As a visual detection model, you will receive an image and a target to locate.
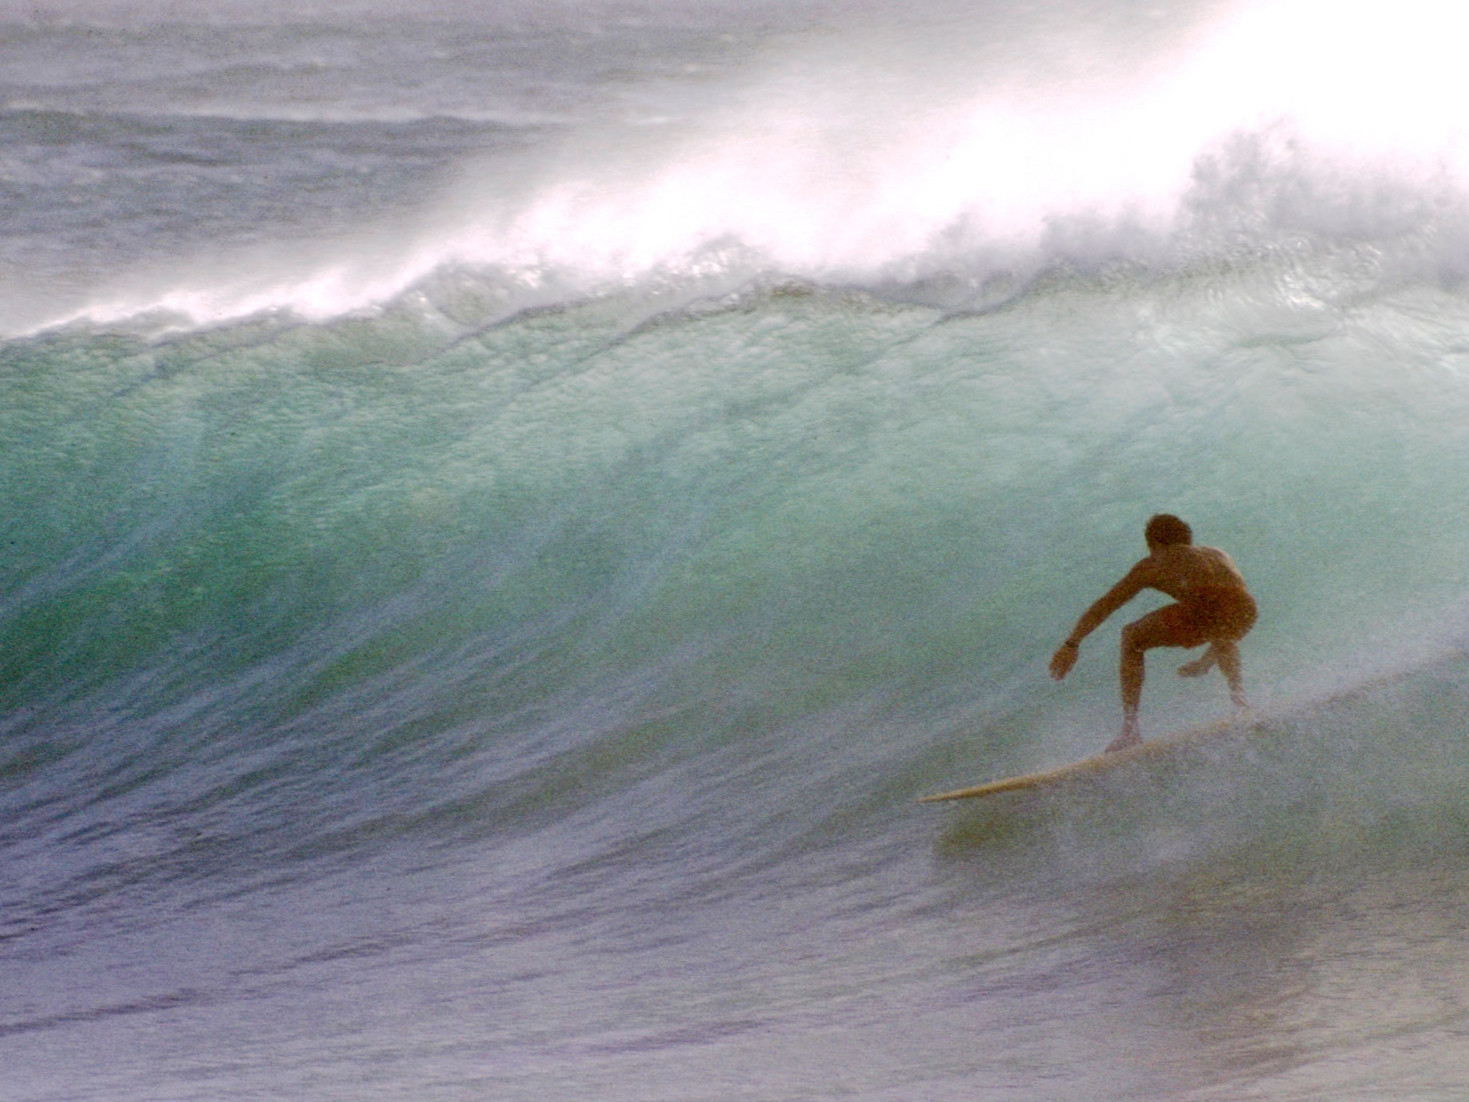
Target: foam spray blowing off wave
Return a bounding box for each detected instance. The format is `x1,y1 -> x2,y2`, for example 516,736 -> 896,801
59,0 -> 1469,333
409,0 -> 1469,294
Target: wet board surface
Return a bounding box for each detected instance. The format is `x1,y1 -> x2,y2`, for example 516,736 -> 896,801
919,716 -> 1248,803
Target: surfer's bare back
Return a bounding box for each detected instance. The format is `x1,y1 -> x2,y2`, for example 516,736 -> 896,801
1049,514 -> 1257,753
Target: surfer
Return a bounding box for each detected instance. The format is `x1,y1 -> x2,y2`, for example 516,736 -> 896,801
1048,514 -> 1257,752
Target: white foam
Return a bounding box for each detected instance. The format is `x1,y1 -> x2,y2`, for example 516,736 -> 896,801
51,0 -> 1469,331
397,0 -> 1469,289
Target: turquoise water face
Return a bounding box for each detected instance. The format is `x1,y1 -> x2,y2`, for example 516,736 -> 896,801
8,252 -> 1469,803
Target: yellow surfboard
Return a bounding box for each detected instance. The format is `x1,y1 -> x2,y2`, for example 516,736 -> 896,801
919,715 -> 1247,803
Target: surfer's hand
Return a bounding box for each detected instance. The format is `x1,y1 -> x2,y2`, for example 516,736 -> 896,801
1049,641 -> 1078,680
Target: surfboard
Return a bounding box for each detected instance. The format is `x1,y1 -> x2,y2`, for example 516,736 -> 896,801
919,715 -> 1248,803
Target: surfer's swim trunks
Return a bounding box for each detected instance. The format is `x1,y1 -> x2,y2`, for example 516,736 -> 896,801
1177,585 -> 1257,647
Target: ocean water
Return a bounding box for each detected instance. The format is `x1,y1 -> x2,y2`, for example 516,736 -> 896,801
6,0 -> 1469,1098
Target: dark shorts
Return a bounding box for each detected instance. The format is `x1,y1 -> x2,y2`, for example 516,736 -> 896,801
1177,586 -> 1257,647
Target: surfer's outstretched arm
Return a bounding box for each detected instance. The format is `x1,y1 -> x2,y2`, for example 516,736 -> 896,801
1050,564 -> 1149,680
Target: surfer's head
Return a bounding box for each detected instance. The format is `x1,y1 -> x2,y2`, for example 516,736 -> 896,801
1145,513 -> 1192,549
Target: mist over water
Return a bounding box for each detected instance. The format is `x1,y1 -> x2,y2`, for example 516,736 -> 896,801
6,1 -> 1469,1099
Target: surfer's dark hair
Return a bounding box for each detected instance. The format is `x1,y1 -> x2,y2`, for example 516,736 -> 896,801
1145,514 -> 1192,547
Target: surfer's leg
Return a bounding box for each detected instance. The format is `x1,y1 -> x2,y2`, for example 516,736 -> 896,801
1110,647 -> 1144,753
1113,625 -> 1150,751
1110,672 -> 1145,758
1198,591 -> 1254,713
1214,639 -> 1249,712
1112,604 -> 1200,752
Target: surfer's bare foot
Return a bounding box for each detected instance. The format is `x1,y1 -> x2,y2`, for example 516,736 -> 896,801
1177,654 -> 1214,678
1106,729 -> 1141,753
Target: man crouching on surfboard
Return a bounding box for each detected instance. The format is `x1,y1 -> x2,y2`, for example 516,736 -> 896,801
1048,514 -> 1257,753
